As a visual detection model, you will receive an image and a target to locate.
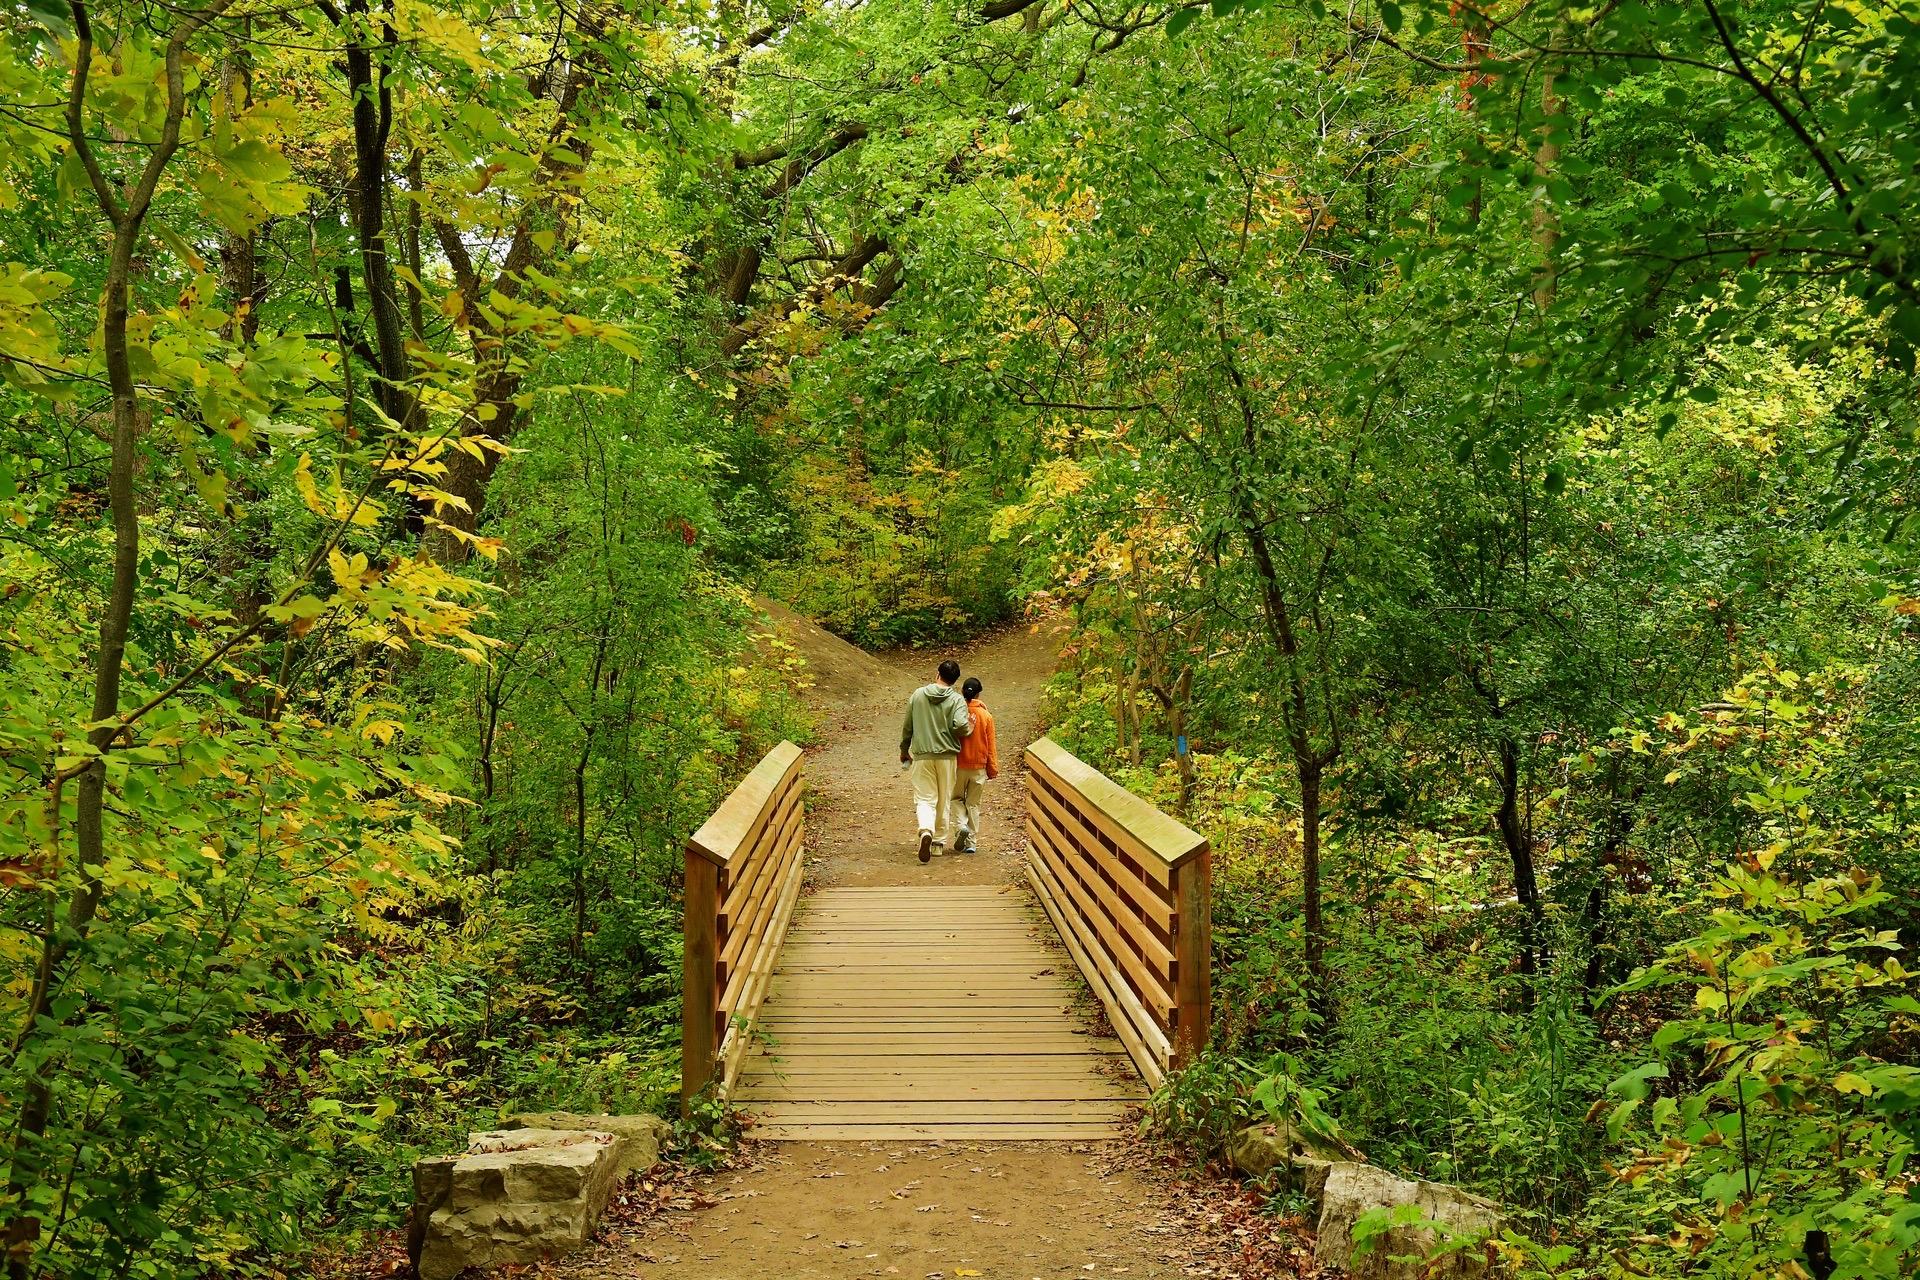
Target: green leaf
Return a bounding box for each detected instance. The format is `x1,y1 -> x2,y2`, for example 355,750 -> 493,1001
218,140 -> 293,184
21,0 -> 71,34
1379,1 -> 1402,33
1609,1061 -> 1669,1101
1167,6 -> 1199,36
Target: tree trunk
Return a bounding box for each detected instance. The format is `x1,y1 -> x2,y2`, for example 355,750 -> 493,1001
1496,735 -> 1542,1001
7,6 -> 232,1269
1580,781 -> 1642,1011
1300,759 -> 1324,986
403,148 -> 426,341
343,0 -> 413,427
217,50 -> 257,343
1169,672 -> 1195,815
1532,62 -> 1561,309
1125,676 -> 1143,767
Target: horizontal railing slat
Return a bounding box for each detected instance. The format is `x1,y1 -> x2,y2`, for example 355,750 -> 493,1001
1026,794 -> 1176,983
1026,778 -> 1176,934
684,741 -> 806,1110
1027,739 -> 1204,875
719,803 -> 805,1011
719,788 -> 804,968
1029,817 -> 1174,1020
688,742 -> 804,866
1023,736 -> 1209,1076
1027,858 -> 1168,1087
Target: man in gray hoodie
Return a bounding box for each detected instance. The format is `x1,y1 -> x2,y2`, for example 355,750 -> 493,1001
900,659 -> 972,863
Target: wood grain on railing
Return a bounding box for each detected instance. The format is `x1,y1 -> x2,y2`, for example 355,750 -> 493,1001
1023,737 -> 1209,1088
683,740 -> 806,1108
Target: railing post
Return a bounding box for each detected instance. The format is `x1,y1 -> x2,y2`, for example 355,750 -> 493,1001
1172,846 -> 1211,1069
681,852 -> 720,1111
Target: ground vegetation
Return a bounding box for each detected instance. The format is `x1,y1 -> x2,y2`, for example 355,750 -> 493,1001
0,0 -> 1917,1276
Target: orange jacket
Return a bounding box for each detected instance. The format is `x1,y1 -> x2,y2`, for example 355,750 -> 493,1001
957,701 -> 998,777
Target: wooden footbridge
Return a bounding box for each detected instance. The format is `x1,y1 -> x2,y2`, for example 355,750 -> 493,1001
680,739 -> 1210,1139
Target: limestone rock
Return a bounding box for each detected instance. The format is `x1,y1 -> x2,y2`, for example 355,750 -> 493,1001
503,1111 -> 671,1179
412,1128 -> 626,1280
1227,1122 -> 1342,1209
1291,1157 -> 1333,1206
1314,1162 -> 1503,1280
1228,1120 -> 1346,1179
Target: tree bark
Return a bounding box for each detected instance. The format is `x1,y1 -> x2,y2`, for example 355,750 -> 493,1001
1495,734 -> 1542,999
1531,60 -> 1561,309
6,5 -> 235,1271
1300,760 -> 1325,983
403,148 -> 426,342
217,48 -> 258,343
342,0 -> 414,427
426,17 -> 608,549
1240,517 -> 1339,1004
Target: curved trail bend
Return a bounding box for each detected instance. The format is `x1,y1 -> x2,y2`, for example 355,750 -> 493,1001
562,610 -> 1243,1279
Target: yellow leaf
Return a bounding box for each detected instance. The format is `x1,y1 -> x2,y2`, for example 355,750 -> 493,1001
1833,1072 -> 1873,1096
294,452 -> 326,515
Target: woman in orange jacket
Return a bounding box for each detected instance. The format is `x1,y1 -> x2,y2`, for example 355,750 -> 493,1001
953,677 -> 998,853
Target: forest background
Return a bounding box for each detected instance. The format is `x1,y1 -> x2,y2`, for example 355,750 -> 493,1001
0,0 -> 1916,1276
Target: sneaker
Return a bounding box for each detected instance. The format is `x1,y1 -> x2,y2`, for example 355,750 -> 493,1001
918,830 -> 932,863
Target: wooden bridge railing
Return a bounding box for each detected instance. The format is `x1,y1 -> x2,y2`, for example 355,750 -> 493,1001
1023,737 -> 1209,1088
682,740 -> 806,1108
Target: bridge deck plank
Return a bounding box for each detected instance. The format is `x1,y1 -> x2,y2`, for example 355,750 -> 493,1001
735,886 -> 1145,1138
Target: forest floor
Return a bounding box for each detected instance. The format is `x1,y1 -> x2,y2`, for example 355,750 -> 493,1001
550,609 -> 1312,1280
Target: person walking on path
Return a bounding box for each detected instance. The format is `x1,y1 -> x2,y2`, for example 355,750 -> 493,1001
953,676 -> 998,853
900,659 -> 971,862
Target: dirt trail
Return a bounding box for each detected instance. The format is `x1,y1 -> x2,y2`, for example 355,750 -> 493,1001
781,606 -> 1062,888
561,608 -> 1269,1280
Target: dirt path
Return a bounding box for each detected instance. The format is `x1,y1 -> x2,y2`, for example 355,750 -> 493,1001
794,612 -> 1061,888
560,610 -> 1281,1280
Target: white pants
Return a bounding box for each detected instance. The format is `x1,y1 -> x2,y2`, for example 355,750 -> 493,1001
909,754 -> 959,847
954,767 -> 987,843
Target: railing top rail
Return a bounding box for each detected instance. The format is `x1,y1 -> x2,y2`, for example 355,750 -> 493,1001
1027,736 -> 1207,870
687,740 -> 804,867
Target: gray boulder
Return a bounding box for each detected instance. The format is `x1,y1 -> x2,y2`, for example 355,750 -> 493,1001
411,1128 -> 627,1280
1229,1119 -> 1345,1182
503,1111 -> 671,1179
1314,1162 -> 1503,1280
1228,1121 -> 1345,1209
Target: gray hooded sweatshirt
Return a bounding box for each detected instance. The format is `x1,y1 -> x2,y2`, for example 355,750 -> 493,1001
901,683 -> 972,758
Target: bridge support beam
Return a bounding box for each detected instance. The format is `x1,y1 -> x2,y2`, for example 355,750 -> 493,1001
1173,848 -> 1211,1069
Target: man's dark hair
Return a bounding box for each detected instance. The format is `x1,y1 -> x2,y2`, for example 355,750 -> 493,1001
962,677 -> 983,701
937,659 -> 961,684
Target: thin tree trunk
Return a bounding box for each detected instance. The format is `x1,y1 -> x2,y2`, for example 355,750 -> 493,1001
1300,760 -> 1324,984
343,0 -> 412,426
1532,61 -> 1562,309
7,5 -> 233,1269
1496,735 -> 1542,1002
573,731 -> 592,959
217,48 -> 256,343
1125,676 -> 1143,767
403,148 -> 425,341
